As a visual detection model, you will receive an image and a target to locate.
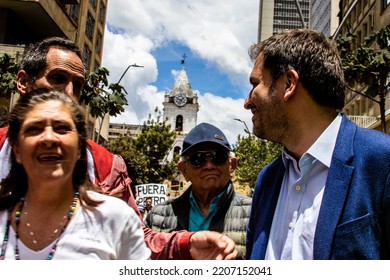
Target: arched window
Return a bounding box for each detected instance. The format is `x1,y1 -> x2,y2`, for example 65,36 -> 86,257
176,115 -> 183,131
174,146 -> 181,155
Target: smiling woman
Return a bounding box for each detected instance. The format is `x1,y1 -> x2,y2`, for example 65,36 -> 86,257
0,88 -> 150,260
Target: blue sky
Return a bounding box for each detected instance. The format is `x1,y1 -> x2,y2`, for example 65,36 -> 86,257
151,41 -> 247,99
102,0 -> 258,144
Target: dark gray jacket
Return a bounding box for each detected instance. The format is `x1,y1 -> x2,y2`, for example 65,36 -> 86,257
145,181 -> 252,259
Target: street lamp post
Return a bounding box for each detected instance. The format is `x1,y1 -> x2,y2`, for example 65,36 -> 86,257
117,63 -> 144,84
234,118 -> 251,137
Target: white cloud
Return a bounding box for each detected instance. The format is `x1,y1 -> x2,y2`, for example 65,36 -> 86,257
104,0 -> 258,144
197,93 -> 253,145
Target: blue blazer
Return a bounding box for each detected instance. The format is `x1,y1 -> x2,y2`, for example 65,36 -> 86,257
246,115 -> 390,259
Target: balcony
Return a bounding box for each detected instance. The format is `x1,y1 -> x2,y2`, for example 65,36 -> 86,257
346,115 -> 379,128
0,0 -> 77,43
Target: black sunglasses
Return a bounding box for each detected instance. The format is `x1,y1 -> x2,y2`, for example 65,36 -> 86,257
186,150 -> 229,168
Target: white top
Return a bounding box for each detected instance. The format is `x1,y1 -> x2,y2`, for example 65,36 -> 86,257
265,114 -> 342,260
0,139 -> 11,181
0,191 -> 151,260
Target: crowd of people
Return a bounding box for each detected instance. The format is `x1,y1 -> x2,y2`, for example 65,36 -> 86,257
0,28 -> 389,260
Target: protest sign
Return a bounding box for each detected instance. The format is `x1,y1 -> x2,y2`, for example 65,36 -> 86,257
135,183 -> 167,206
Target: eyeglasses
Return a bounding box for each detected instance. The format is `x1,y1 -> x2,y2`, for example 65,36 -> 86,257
186,151 -> 229,168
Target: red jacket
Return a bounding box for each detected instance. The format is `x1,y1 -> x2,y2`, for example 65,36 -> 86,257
0,126 -> 193,259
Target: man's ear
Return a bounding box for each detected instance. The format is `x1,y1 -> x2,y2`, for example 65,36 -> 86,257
283,69 -> 299,101
229,156 -> 237,177
177,161 -> 188,180
17,70 -> 33,95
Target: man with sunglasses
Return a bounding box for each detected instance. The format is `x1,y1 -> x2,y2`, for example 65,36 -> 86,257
145,123 -> 252,259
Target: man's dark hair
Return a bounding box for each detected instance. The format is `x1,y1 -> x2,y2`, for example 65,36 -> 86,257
20,37 -> 84,80
249,29 -> 345,110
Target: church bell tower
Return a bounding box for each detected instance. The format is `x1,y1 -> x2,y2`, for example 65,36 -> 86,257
163,55 -> 199,158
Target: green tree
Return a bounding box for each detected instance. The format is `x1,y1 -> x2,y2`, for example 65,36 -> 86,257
335,24 -> 390,133
0,53 -> 18,99
107,109 -> 179,187
233,134 -> 282,195
0,53 -> 19,127
80,67 -> 128,143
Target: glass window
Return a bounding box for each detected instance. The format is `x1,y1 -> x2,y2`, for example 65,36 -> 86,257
86,12 -> 95,41
83,45 -> 92,71
89,0 -> 97,10
99,3 -> 107,24
175,115 -> 183,132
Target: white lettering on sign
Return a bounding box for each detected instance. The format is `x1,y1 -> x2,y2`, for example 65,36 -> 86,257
135,184 -> 167,206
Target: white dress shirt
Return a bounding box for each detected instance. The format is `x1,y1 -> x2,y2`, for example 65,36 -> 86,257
265,114 -> 342,259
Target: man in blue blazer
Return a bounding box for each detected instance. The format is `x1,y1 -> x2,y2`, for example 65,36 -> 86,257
244,29 -> 390,260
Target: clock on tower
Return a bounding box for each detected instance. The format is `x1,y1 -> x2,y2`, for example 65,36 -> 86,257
174,94 -> 187,107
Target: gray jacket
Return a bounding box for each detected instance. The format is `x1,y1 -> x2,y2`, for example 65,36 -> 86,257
145,181 -> 252,259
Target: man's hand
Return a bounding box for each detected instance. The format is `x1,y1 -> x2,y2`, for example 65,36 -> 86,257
189,231 -> 238,260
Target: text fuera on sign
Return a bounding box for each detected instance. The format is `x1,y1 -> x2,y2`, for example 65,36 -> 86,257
135,183 -> 167,206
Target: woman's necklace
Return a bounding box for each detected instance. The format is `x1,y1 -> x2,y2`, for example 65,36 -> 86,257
0,192 -> 79,260
23,201 -> 68,246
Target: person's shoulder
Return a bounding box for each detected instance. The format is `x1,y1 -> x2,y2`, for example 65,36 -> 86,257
351,126 -> 390,156
151,199 -> 173,210
0,126 -> 9,149
86,139 -> 117,183
342,116 -> 390,146
87,191 -> 132,212
356,127 -> 390,144
149,199 -> 175,215
87,139 -> 114,157
233,192 -> 252,205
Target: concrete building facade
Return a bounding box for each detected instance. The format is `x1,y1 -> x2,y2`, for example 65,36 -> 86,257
0,0 -> 108,140
337,0 -> 390,132
258,0 -> 311,42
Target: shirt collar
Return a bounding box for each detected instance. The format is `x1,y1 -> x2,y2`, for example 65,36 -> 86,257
189,188 -> 225,212
282,114 -> 342,168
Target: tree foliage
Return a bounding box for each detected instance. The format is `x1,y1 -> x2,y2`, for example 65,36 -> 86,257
335,24 -> 390,132
0,53 -> 19,127
233,134 -> 282,194
80,67 -> 128,143
107,109 -> 179,187
0,53 -> 18,99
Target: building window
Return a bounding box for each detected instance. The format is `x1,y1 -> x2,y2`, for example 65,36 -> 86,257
175,115 -> 183,132
89,0 -> 97,10
96,31 -> 103,54
69,4 -> 80,24
83,45 -> 92,70
86,12 -> 95,41
94,60 -> 100,70
174,146 -> 181,155
99,2 -> 107,24
383,0 -> 390,9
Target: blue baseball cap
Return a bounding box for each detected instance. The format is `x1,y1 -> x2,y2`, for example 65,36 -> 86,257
181,123 -> 231,155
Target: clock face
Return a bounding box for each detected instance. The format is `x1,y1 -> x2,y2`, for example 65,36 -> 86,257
174,94 -> 187,106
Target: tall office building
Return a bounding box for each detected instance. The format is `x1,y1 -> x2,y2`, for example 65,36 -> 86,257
311,0 -> 340,37
258,0 -> 310,42
0,0 -> 108,140
337,0 -> 390,132
258,0 -> 341,41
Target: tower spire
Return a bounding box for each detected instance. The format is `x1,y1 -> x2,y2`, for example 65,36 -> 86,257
181,53 -> 187,66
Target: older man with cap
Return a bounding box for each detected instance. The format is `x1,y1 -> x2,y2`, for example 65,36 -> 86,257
145,122 -> 252,259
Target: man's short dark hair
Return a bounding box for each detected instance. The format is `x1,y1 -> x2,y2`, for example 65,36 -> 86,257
20,37 -> 84,80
